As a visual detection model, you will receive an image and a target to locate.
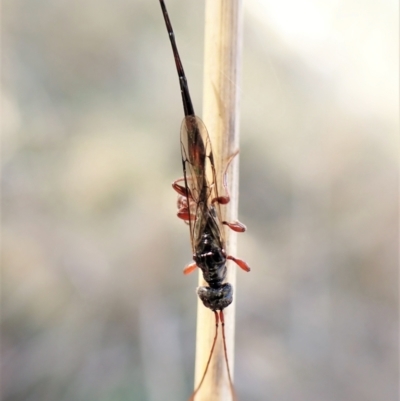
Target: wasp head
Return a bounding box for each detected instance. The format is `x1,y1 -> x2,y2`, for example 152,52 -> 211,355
197,283 -> 233,311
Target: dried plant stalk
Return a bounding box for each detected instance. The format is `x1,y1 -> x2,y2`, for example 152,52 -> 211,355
193,1 -> 244,400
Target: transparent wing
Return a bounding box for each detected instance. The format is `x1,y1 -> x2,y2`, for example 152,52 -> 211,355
180,115 -> 225,253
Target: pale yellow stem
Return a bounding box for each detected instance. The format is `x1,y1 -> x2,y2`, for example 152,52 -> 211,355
193,1 -> 244,400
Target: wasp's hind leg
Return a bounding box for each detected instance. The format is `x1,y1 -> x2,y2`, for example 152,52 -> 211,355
211,150 -> 247,233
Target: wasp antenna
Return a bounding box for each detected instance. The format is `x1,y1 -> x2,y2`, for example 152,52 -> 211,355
188,311 -> 219,401
220,310 -> 238,401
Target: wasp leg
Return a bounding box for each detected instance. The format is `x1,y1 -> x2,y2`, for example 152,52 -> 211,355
211,149 -> 239,205
227,255 -> 251,272
176,196 -> 195,222
222,220 -> 246,232
183,261 -> 198,275
177,207 -> 195,221
210,150 -> 246,232
172,177 -> 192,198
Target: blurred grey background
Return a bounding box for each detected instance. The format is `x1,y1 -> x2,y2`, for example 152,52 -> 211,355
1,0 -> 398,400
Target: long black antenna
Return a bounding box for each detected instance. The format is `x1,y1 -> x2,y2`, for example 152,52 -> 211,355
159,0 -> 195,117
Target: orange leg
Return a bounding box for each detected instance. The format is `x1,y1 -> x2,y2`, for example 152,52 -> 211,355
172,177 -> 192,198
183,261 -> 198,275
210,150 -> 247,233
211,149 -> 239,205
222,220 -> 246,232
176,195 -> 196,222
227,255 -> 251,272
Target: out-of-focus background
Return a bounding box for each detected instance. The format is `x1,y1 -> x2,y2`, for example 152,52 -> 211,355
2,0 -> 398,400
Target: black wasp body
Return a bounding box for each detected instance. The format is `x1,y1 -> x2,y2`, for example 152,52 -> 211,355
193,206 -> 233,311
159,1 -> 250,399
159,0 -> 249,313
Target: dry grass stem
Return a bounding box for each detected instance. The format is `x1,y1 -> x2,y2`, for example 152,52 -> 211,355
193,1 -> 244,400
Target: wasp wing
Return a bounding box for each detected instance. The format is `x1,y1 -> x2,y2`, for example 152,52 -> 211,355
180,115 -> 225,253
